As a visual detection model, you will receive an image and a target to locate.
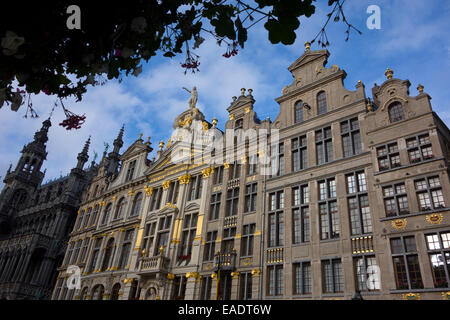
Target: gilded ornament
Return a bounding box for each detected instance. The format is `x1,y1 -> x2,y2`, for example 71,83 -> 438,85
391,219 -> 407,230
426,213 -> 443,225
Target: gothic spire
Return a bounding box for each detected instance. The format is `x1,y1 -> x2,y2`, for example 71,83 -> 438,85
76,136 -> 90,169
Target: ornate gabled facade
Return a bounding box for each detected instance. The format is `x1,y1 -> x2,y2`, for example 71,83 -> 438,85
55,45 -> 449,301
0,119 -> 97,299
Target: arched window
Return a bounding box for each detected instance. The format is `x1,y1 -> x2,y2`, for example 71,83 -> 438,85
80,287 -> 88,300
125,160 -> 136,182
101,238 -> 115,271
111,283 -> 121,300
389,102 -> 404,122
91,285 -> 104,300
101,203 -> 112,225
114,197 -> 126,219
130,193 -> 143,217
317,91 -> 327,115
294,100 -> 304,123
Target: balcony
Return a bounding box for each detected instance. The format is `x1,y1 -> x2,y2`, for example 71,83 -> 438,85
227,178 -> 240,189
351,235 -> 374,254
137,256 -> 170,275
266,248 -> 283,264
214,250 -> 237,271
224,215 -> 237,228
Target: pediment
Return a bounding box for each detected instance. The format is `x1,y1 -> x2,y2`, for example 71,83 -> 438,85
288,49 -> 330,72
159,203 -> 179,215
184,202 -> 200,212
120,140 -> 151,160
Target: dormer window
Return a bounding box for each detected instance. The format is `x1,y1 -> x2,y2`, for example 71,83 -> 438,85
235,118 -> 243,129
125,160 -> 136,182
389,102 -> 405,123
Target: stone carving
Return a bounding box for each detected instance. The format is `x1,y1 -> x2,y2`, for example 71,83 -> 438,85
183,86 -> 198,109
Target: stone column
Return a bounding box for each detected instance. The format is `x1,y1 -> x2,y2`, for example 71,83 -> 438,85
17,251 -> 33,283
184,272 -> 200,300
11,252 -> 25,282
231,271 -> 240,300
251,269 -> 261,300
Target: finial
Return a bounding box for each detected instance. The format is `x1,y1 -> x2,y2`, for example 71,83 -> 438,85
232,96 -> 237,101
417,84 -> 424,93
138,132 -> 143,140
146,136 -> 151,144
247,88 -> 253,96
212,117 -> 218,127
304,41 -> 311,51
240,88 -> 246,96
385,68 -> 394,80
159,141 -> 164,150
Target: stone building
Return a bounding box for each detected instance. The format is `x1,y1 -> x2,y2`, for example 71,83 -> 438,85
54,45 -> 450,300
0,119 -> 97,299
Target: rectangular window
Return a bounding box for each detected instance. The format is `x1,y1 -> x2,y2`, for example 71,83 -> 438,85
316,127 -> 333,165
248,154 -> 258,176
200,276 -> 212,300
425,231 -> 450,288
226,188 -> 240,217
119,229 -> 134,269
293,261 -> 312,295
415,176 -> 446,211
209,192 -> 222,220
383,182 -> 409,217
267,265 -> 284,296
203,231 -> 217,261
322,258 -> 343,293
88,238 -> 103,273
244,183 -> 258,213
149,187 -> 163,211
71,240 -> 82,264
292,184 -> 310,244
80,238 -> 90,263
241,224 -> 256,257
354,255 -> 380,291
155,216 -> 172,256
229,161 -> 241,180
346,171 -> 372,235
222,227 -> 236,254
268,191 -> 284,247
125,160 -> 136,182
142,221 -> 156,256
167,181 -> 180,204
318,178 -> 339,240
390,236 -> 424,290
377,142 -> 400,171
213,166 -> 224,185
178,213 -> 198,262
271,143 -> 284,177
341,118 -> 362,157
406,133 -> 433,164
239,272 -> 253,300
187,175 -> 203,201
292,135 -> 308,171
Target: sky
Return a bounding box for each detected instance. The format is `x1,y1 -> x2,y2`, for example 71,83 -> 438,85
0,0 -> 449,187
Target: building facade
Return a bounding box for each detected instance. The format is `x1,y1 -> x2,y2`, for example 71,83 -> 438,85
54,46 -> 450,300
0,119 -> 97,299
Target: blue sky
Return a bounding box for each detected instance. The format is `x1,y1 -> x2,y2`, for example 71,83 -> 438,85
0,0 -> 449,186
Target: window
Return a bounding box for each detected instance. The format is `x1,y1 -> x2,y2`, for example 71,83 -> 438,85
293,261 -> 312,295
222,227 -> 236,254
425,232 -> 450,288
90,205 -> 99,227
389,102 -> 404,123
268,191 -> 284,247
415,176 -> 446,211
200,276 -> 213,300
80,238 -> 90,263
71,240 -> 82,264
111,283 -> 121,300
322,258 -> 343,293
155,216 -> 172,256
209,192 -> 222,220
226,188 -> 240,217
167,181 -> 180,204
347,171 -> 372,235
101,204 -> 112,225
390,236 -> 423,289
294,100 -> 304,123
63,242 -> 74,266
267,265 -> 284,296
125,160 -> 136,182
172,275 -> 187,300
316,127 -> 333,165
101,238 -> 115,271
239,272 -> 253,300
74,211 -> 84,230
178,213 -> 198,262
187,175 -> 203,201
214,166 -> 224,185
83,208 -> 91,229
114,197 -> 127,220
204,231 -> 217,261
341,118 -> 362,157
318,178 -> 339,240
377,142 -> 400,171
271,143 -> 284,177
130,192 -> 143,217
317,91 -> 327,115
406,133 -> 433,163
149,187 -> 163,211
241,224 -> 255,257
383,183 -> 409,217
247,154 -> 258,176
354,255 -> 380,291
292,135 -> 307,172
244,183 -> 258,213
119,229 -> 134,269
88,238 -> 102,273
142,221 -> 156,256
229,161 -> 241,180
292,184 -> 310,244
